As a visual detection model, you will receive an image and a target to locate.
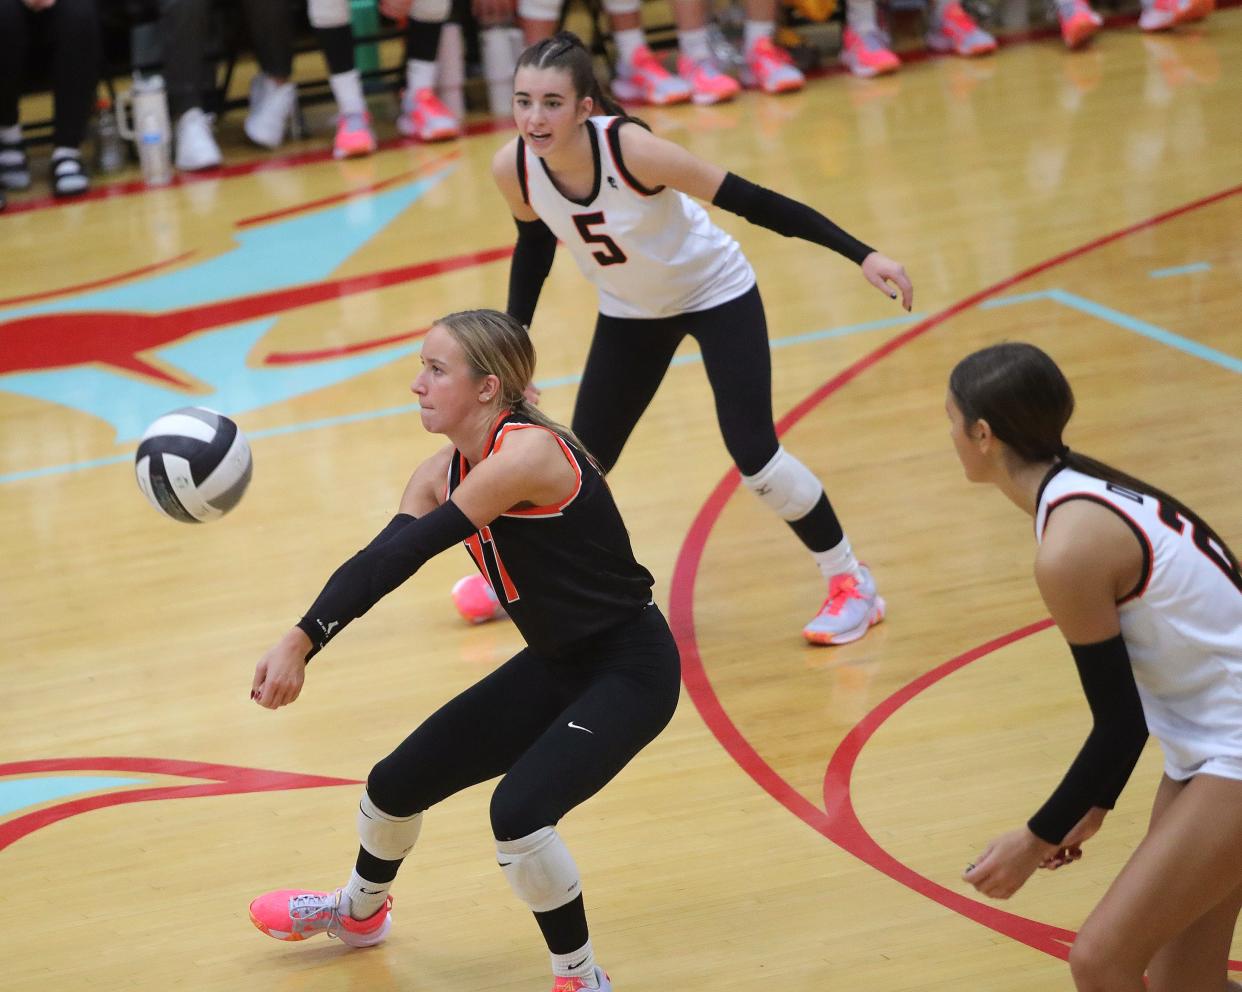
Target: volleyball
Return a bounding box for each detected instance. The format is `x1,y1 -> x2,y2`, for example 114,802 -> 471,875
135,407 -> 253,523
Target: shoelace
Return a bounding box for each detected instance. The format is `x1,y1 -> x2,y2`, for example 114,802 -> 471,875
821,574 -> 863,617
288,891 -> 340,923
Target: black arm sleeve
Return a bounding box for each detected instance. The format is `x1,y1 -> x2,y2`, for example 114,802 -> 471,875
711,172 -> 875,265
506,217 -> 558,329
1026,634 -> 1149,845
295,501 -> 478,660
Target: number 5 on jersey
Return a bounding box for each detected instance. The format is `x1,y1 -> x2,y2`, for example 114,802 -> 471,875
465,527 -> 519,603
573,211 -> 628,267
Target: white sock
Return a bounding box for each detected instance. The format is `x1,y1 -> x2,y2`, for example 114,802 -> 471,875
677,26 -> 712,62
51,146 -> 80,162
614,28 -> 646,65
330,69 -> 366,115
811,537 -> 862,580
744,20 -> 774,53
847,0 -> 879,33
406,57 -> 437,95
343,868 -> 391,921
551,940 -> 597,984
0,123 -> 21,144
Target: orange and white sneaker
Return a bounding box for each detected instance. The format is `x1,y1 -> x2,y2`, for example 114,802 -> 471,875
552,966 -> 612,992
333,111 -> 377,159
611,46 -> 693,105
398,87 -> 461,142
840,26 -> 901,77
802,565 -> 886,646
925,2 -> 998,56
1139,0 -> 1212,30
249,888 -> 391,947
1055,0 -> 1103,47
741,36 -> 806,93
676,54 -> 742,105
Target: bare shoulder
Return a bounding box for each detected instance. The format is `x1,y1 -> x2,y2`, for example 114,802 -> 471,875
616,120 -> 724,202
1035,500 -> 1140,641
491,136 -> 521,181
399,444 -> 455,516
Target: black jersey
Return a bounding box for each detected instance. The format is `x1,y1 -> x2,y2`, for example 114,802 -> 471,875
447,410 -> 655,656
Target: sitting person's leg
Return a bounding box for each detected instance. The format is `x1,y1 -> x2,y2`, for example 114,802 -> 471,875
242,0 -> 298,148
46,0 -> 101,196
157,0 -> 223,170
0,0 -> 33,190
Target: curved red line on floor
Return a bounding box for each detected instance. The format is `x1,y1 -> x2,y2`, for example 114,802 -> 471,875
263,323 -> 432,363
0,756 -> 360,853
0,250 -> 197,308
670,182 -> 1242,965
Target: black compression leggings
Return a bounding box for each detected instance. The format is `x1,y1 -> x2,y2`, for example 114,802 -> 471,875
571,284 -> 780,477
365,604 -> 680,840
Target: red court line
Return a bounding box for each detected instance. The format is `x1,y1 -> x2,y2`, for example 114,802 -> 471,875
234,148 -> 460,228
669,181 -> 1242,963
0,250 -> 196,308
0,756 -> 360,853
5,1 -> 1239,218
263,323 -> 432,363
0,119 -> 512,217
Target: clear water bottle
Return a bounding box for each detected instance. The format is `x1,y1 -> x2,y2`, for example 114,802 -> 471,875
93,97 -> 127,174
115,75 -> 173,187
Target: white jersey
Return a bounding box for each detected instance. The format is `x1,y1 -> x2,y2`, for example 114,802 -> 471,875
518,116 -> 755,319
1035,465 -> 1242,781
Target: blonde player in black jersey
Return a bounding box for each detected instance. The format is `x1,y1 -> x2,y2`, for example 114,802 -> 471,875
247,310 -> 680,992
949,343 -> 1242,992
487,31 -> 914,646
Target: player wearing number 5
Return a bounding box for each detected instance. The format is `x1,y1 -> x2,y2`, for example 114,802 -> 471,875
248,310 -> 679,992
951,343 -> 1242,992
491,32 -> 913,646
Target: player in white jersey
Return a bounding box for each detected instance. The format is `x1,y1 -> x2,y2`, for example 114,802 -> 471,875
947,342 -> 1242,992
489,31 -> 914,646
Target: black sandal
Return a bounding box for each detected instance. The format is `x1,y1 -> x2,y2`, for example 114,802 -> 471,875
0,139 -> 30,190
51,153 -> 89,198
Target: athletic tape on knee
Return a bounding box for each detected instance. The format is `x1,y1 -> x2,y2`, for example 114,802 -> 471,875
741,447 -> 824,521
496,826 -> 582,914
358,791 -> 424,862
409,0 -> 451,22
517,0 -> 562,21
308,0 -> 350,28
602,0 -> 641,14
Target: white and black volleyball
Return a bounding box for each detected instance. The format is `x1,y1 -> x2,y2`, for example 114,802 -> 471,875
135,407 -> 253,523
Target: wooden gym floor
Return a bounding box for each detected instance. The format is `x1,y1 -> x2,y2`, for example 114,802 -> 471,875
2,9 -> 1240,989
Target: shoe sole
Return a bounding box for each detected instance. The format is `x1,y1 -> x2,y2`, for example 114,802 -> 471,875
803,595 -> 886,646
248,907 -> 392,946
610,80 -> 693,105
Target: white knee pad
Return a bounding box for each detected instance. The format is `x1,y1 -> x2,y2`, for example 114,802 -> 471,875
518,0 -> 562,22
496,827 -> 582,913
742,447 -> 824,522
409,0 -> 451,22
308,0 -> 350,28
357,792 -> 424,862
602,0 -> 641,13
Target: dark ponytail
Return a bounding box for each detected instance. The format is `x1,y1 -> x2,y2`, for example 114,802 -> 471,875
950,342 -> 1240,575
515,31 -> 650,131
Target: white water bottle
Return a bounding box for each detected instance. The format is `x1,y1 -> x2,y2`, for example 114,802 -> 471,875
116,75 -> 173,187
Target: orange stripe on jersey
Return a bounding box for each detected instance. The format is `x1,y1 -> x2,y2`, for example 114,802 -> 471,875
1043,493 -> 1155,603
491,423 -> 584,517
